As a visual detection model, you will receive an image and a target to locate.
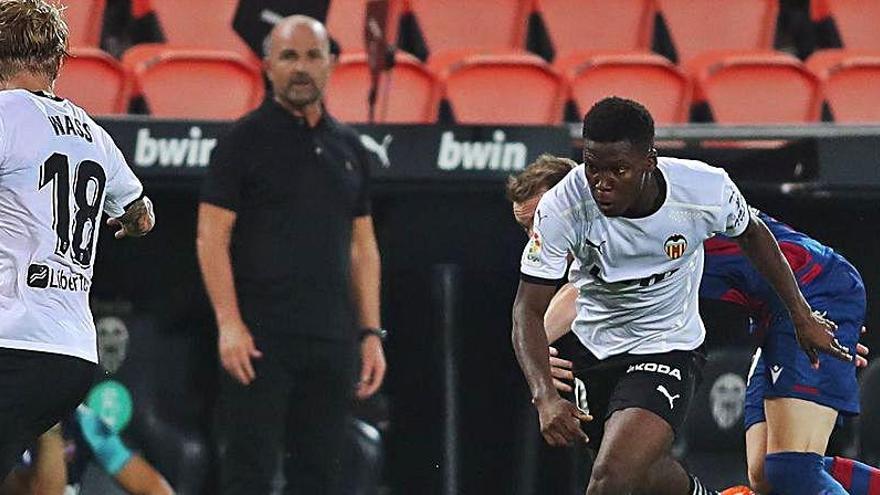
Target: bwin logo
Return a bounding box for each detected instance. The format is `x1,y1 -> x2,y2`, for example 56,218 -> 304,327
627,362 -> 682,381
134,127 -> 218,168
437,130 -> 527,171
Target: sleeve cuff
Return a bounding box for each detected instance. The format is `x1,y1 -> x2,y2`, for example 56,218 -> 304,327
199,195 -> 239,213
520,273 -> 565,286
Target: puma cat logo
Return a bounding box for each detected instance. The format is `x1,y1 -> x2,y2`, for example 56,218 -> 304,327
656,385 -> 681,410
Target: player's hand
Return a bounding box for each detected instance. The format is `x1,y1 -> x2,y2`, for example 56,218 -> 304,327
108,196 -> 155,239
793,310 -> 852,369
549,346 -> 575,393
218,319 -> 262,385
534,394 -> 592,447
357,335 -> 386,399
857,326 -> 870,368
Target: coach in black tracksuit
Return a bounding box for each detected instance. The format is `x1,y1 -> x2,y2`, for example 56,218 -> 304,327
197,15 -> 386,495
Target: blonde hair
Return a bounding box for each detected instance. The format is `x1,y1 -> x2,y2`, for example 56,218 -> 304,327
0,0 -> 68,83
506,154 -> 577,203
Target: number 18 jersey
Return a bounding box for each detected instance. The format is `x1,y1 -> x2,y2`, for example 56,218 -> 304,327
0,90 -> 143,363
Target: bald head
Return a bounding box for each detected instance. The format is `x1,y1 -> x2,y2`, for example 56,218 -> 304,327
264,15 -> 330,59
263,15 -> 335,114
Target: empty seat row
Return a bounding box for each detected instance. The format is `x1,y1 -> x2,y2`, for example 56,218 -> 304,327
55,47 -> 880,125
67,0 -> 880,68
55,48 -> 264,119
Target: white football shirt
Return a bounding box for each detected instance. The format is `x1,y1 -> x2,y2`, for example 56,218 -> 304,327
0,90 -> 143,363
520,157 -> 750,359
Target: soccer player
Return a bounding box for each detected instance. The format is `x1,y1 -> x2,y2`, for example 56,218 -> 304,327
511,158 -> 880,494
704,214 -> 879,495
511,97 -> 849,495
0,0 -> 155,481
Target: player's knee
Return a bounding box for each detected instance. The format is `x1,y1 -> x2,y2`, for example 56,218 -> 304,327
587,459 -> 635,495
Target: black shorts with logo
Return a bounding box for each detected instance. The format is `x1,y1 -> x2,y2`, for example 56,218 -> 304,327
555,333 -> 706,449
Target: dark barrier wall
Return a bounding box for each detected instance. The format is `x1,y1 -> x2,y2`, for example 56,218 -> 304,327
88,119 -> 880,494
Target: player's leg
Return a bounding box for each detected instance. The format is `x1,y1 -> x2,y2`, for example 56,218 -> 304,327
762,264 -> 866,495
587,407 -> 689,495
743,348 -> 773,493
282,339 -> 356,495
745,348 -> 880,495
764,397 -> 845,494
0,349 -> 94,482
585,349 -> 712,495
746,423 -> 770,493
824,457 -> 880,494
216,345 -> 289,495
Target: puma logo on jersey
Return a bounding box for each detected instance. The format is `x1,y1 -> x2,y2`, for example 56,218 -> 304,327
656,385 -> 681,410
47,115 -> 93,143
584,237 -> 606,253
627,362 -> 682,381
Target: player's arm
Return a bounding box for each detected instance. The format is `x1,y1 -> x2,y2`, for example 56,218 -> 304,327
513,200 -> 590,446
544,283 -> 577,344
544,283 -> 577,392
733,215 -> 851,364
351,214 -> 386,399
513,280 -> 589,446
103,143 -> 154,239
726,203 -> 851,368
114,455 -> 174,495
513,280 -> 560,405
107,196 -> 155,239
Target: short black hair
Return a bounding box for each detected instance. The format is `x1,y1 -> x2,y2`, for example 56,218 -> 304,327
582,97 -> 655,152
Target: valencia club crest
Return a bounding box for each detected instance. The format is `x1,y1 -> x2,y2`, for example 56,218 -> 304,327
664,234 -> 687,260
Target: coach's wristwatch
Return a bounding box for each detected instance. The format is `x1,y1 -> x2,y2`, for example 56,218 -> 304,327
360,327 -> 388,341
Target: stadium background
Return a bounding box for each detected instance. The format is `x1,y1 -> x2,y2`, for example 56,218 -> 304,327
55,0 -> 880,493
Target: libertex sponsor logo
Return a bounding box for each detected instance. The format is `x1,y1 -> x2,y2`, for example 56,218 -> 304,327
134,127 -> 218,168
26,263 -> 90,292
437,130 -> 527,172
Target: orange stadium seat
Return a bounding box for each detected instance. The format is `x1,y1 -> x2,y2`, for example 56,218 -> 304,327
692,52 -> 822,124
60,0 -> 106,47
807,50 -> 880,123
535,0 -> 654,57
406,0 -> 531,65
54,48 -> 130,115
132,50 -> 263,120
558,52 -> 690,124
440,53 -> 564,125
326,0 -> 405,54
654,0 -> 778,65
811,0 -> 880,51
149,0 -> 252,55
325,51 -> 439,123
